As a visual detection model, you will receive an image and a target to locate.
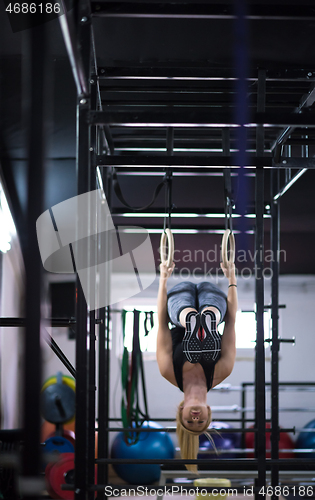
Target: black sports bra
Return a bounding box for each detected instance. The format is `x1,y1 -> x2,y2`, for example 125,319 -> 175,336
171,326 -> 221,392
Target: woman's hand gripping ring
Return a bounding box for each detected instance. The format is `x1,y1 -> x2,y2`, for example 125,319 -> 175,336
160,228 -> 174,267
221,229 -> 235,269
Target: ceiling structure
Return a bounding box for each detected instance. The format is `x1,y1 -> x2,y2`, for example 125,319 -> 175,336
1,0 -> 315,275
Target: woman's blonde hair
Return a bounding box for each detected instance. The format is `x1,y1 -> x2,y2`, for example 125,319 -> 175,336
175,401 -> 212,473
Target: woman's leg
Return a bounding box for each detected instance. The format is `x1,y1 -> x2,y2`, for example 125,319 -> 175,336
196,282 -> 227,324
195,282 -> 225,363
200,305 -> 221,326
167,282 -> 197,327
179,307 -> 197,328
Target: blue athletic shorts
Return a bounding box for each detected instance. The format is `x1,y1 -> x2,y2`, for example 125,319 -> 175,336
167,281 -> 227,327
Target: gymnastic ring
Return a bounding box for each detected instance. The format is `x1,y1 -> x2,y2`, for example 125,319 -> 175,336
221,229 -> 235,268
160,228 -> 174,267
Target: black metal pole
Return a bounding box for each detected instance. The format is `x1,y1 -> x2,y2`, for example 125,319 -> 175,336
97,167 -> 111,498
241,383 -> 247,449
96,297 -> 105,496
48,335 -> 77,378
89,108 -> 315,127
273,168 -> 308,201
58,0 -> 89,96
166,127 -> 174,155
0,318 -> 77,327
73,0 -> 92,497
270,167 -> 280,496
87,76 -> 97,500
20,23 -> 49,499
74,136 -> 90,500
104,209 -> 112,492
95,457 -> 315,470
255,69 -> 266,497
97,155 -> 315,169
97,307 -> 110,498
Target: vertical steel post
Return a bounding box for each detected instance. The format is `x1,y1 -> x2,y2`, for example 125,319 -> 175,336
75,297 -> 89,498
241,383 -> 246,450
255,69 -> 266,497
270,167 -> 280,496
97,167 -> 111,498
97,306 -> 110,498
21,23 -> 49,499
74,1 -> 92,497
166,127 -> 174,155
75,98 -> 90,500
87,76 -> 97,499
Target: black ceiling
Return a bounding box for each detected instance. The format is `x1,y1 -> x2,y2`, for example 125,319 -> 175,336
1,1 -> 315,276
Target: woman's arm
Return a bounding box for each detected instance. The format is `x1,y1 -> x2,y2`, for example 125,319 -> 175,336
156,263 -> 177,384
213,262 -> 237,384
157,263 -> 173,327
223,261 -> 238,323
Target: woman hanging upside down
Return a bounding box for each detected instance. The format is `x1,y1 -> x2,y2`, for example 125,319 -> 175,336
156,261 -> 237,471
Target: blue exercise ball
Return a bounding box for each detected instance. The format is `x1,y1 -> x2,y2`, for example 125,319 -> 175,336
111,421 -> 175,484
198,421 -> 241,459
296,419 -> 315,458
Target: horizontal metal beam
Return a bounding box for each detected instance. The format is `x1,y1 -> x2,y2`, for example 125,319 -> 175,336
91,2 -> 315,20
287,138 -> 315,145
105,427 -> 258,433
0,318 -> 76,378
108,227 -> 253,235
99,92 -> 305,111
98,168 -> 236,175
95,457 -> 315,470
0,318 -> 76,327
96,458 -> 259,469
98,66 -> 315,82
273,158 -> 315,169
0,429 -> 24,440
100,90 -> 237,105
99,77 -> 315,91
109,417 -> 256,422
97,154 -> 271,167
89,109 -> 315,127
110,207 -> 257,215
97,155 -> 315,169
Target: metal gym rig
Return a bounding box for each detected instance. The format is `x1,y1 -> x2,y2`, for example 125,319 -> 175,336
2,1 -> 315,499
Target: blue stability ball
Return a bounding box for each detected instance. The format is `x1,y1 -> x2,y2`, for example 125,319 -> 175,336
296,419 -> 315,458
198,421 -> 241,459
111,421 -> 175,484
